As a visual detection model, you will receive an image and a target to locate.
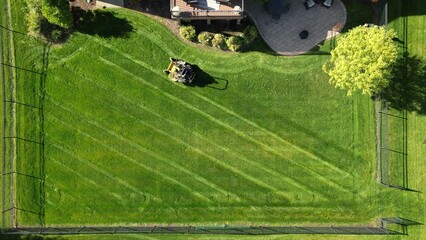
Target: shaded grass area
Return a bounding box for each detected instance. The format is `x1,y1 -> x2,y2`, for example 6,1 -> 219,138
385,0 -> 426,239
40,8 -> 385,226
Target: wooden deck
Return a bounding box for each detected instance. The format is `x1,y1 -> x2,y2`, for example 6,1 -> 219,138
171,0 -> 244,19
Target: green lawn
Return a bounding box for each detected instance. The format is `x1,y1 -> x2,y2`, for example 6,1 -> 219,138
41,9 -> 379,226
0,0 -> 424,239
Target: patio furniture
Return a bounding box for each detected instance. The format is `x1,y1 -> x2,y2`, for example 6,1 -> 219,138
323,0 -> 333,8
304,0 -> 315,10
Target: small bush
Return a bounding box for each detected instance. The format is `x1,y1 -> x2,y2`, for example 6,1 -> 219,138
42,0 -> 73,29
226,36 -> 244,52
26,9 -> 43,36
197,31 -> 213,46
212,34 -> 227,49
242,25 -> 259,44
180,25 -> 196,41
26,0 -> 43,36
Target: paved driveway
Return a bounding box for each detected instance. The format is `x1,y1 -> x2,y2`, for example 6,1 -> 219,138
245,0 -> 347,55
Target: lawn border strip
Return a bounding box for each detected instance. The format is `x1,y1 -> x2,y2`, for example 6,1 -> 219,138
1,0 -> 18,230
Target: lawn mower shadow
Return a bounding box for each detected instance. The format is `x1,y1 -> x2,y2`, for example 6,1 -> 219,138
186,65 -> 229,90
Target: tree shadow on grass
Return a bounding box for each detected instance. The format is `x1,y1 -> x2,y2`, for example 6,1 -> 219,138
74,8 -> 134,38
186,65 -> 228,90
382,55 -> 426,115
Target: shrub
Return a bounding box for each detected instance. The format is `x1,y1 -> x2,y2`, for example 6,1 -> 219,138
226,36 -> 244,52
42,0 -> 73,29
180,25 -> 196,41
26,0 -> 43,36
26,9 -> 43,36
323,25 -> 398,96
197,31 -> 213,46
242,25 -> 259,44
212,33 -> 227,49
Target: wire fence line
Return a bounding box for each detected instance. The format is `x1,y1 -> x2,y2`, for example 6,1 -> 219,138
375,0 -> 410,190
1,222 -> 404,235
377,98 -> 408,189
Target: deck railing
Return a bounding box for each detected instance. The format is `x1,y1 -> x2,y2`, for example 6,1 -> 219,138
170,0 -> 244,18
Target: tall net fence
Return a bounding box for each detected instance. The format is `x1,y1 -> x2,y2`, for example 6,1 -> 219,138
375,0 -> 410,190
1,0 -> 48,230
377,98 -> 408,189
2,223 -> 403,235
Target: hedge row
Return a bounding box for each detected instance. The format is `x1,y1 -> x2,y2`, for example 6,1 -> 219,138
180,25 -> 259,52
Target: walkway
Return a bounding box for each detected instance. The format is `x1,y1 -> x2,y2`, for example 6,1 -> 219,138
245,0 -> 347,55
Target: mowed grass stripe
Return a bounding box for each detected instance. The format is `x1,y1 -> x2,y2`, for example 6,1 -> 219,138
47,113 -> 213,203
106,107 -> 294,200
186,90 -> 351,177
61,49 -> 352,197
48,39 -> 93,70
58,63 -> 326,200
46,139 -> 150,202
49,157 -> 124,200
43,69 -> 262,202
89,40 -> 352,183
45,69 -> 280,202
43,79 -> 237,200
50,143 -> 155,202
60,56 -> 342,199
95,55 -> 350,193
109,107 -> 325,200
56,58 -> 333,200
46,86 -> 291,202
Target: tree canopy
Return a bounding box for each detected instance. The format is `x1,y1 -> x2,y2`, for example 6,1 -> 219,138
42,0 -> 73,29
323,25 -> 398,96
